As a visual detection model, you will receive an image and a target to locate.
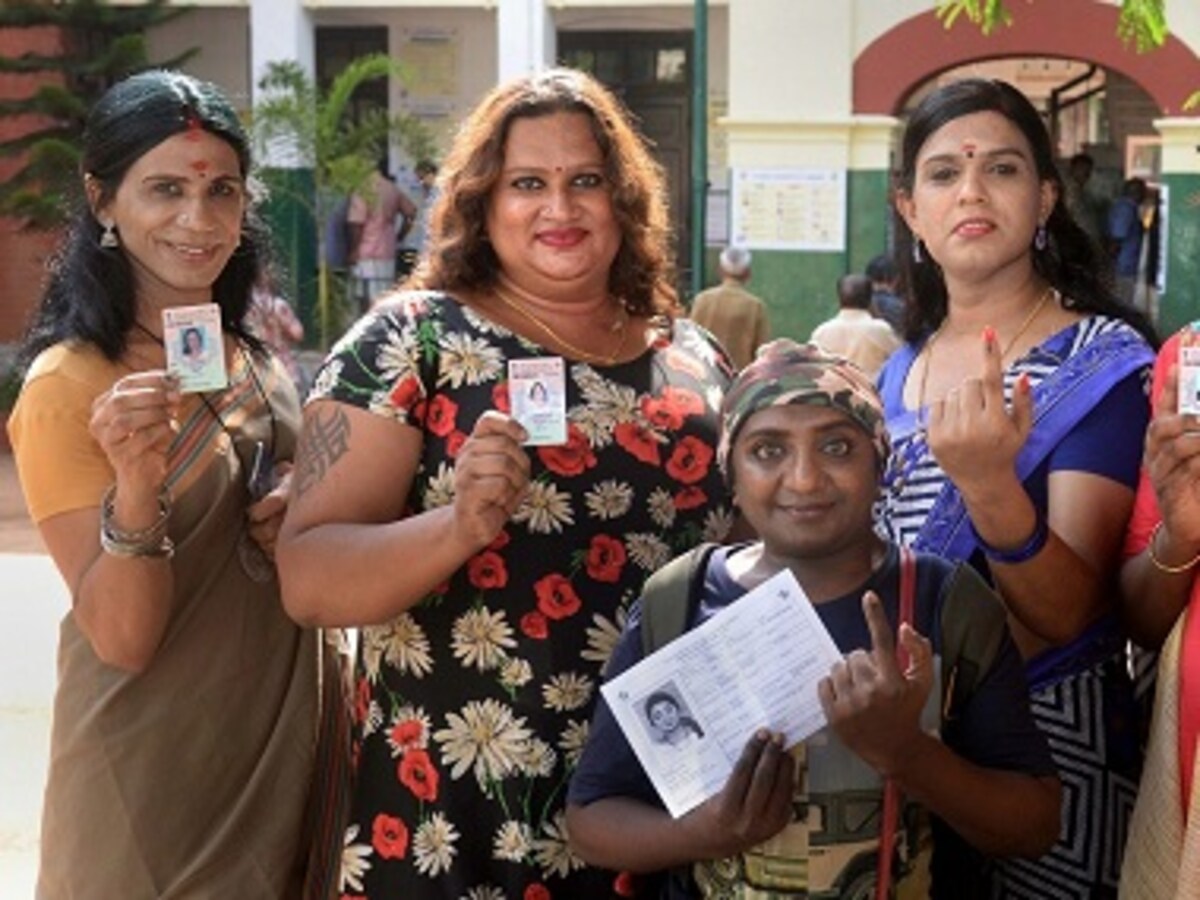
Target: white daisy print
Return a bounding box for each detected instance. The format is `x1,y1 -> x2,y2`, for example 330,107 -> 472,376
513,481 -> 575,534
582,611 -> 626,666
413,812 -> 459,877
702,506 -> 735,543
339,823 -> 373,893
532,811 -> 585,879
493,819 -> 533,863
541,672 -> 593,712
309,357 -> 344,398
516,737 -> 556,778
434,698 -> 533,782
363,613 -> 433,679
625,532 -> 673,571
558,719 -> 589,767
374,326 -> 420,385
422,462 -> 457,510
452,607 -> 517,672
461,886 -> 506,900
647,486 -> 677,529
584,479 -> 634,520
438,331 -> 505,389
499,657 -> 533,690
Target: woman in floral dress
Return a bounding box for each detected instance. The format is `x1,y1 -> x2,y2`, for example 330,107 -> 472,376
277,68 -> 735,899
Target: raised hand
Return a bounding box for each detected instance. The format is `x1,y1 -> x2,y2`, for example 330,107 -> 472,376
89,371 -> 180,505
680,730 -> 794,859
452,411 -> 531,549
926,327 -> 1033,493
1145,364 -> 1200,553
817,591 -> 934,777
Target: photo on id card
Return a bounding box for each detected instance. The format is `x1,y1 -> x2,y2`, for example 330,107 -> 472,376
163,303 -> 228,393
1179,322 -> 1200,416
508,357 -> 567,445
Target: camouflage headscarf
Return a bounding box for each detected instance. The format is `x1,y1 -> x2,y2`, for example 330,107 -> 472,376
717,339 -> 890,483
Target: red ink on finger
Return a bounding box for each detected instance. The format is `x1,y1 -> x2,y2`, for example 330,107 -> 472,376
982,325 -> 996,346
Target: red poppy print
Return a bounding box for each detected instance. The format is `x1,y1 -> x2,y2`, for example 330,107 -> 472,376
524,885 -> 551,900
398,749 -> 439,802
371,812 -> 409,859
489,530 -> 511,551
614,421 -> 661,466
674,486 -> 708,510
388,717 -> 426,754
492,381 -> 511,414
534,574 -> 582,620
586,535 -> 626,583
445,429 -> 467,458
538,424 -> 597,477
389,374 -> 423,413
355,677 -> 371,725
666,436 -> 714,485
468,550 -> 509,590
641,386 -> 704,431
614,871 -> 637,897
520,610 -> 549,639
426,394 -> 458,438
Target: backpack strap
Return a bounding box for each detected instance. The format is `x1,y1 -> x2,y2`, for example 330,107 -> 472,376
638,543 -> 719,659
877,546 -> 916,900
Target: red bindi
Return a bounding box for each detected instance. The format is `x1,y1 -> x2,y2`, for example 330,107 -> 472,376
190,159 -> 210,176
962,141 -> 977,159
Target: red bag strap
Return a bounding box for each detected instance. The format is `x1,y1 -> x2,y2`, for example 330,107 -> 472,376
876,546 -> 916,900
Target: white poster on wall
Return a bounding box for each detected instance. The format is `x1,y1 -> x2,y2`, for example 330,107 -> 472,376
730,168 -> 846,252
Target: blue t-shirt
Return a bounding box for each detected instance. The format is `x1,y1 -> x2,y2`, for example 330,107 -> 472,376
569,544 -> 1055,899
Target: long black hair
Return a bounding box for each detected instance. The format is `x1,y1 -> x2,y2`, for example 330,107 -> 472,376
892,78 -> 1157,347
21,70 -> 271,365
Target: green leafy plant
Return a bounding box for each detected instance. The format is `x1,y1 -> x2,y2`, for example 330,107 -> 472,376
936,0 -> 1168,52
249,56 -> 434,347
0,0 -> 196,230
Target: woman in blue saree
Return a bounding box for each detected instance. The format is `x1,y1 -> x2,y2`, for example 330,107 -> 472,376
877,78 -> 1157,898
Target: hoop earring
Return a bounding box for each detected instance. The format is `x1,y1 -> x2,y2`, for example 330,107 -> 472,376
1034,224 -> 1048,251
99,222 -> 119,249
912,239 -> 924,264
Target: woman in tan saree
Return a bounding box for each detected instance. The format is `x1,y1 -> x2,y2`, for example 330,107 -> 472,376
6,71 -> 341,898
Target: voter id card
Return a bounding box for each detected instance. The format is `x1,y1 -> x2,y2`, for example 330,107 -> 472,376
1179,323 -> 1200,416
508,357 -> 567,445
163,303 -> 228,393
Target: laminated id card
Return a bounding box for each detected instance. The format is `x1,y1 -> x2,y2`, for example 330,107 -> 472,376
1179,322 -> 1200,416
508,357 -> 567,445
163,303 -> 228,393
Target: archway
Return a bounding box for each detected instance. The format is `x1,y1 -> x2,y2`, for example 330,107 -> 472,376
853,0 -> 1200,117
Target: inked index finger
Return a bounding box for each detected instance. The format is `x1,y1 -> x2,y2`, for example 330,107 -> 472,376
861,591 -> 901,676
979,326 -> 1006,403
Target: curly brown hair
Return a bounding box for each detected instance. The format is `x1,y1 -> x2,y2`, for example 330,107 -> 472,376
408,67 -> 677,317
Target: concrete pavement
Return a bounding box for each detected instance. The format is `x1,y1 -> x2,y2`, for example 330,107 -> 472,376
0,450 -> 68,898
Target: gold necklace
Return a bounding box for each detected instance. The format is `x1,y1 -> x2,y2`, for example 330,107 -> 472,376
917,285 -> 1057,415
492,282 -> 629,366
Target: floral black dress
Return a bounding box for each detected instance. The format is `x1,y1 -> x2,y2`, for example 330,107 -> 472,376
309,292 -> 734,899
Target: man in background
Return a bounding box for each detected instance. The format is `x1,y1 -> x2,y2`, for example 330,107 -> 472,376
865,253 -> 904,334
396,159 -> 439,280
1107,176 -> 1148,306
810,273 -> 900,379
688,245 -> 770,371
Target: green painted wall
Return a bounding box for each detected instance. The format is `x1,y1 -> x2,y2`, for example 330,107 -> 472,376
261,167 -> 317,342
692,168 -> 893,342
1158,173 -> 1200,336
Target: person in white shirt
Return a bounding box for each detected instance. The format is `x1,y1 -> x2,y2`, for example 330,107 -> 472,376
810,272 -> 900,379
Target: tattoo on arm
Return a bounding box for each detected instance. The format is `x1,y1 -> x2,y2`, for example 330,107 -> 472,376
294,406 -> 351,498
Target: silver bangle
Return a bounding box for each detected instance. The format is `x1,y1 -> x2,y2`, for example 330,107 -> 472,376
99,484 -> 174,559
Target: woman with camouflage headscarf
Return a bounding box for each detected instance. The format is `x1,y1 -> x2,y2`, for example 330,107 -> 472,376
567,340 -> 1060,899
